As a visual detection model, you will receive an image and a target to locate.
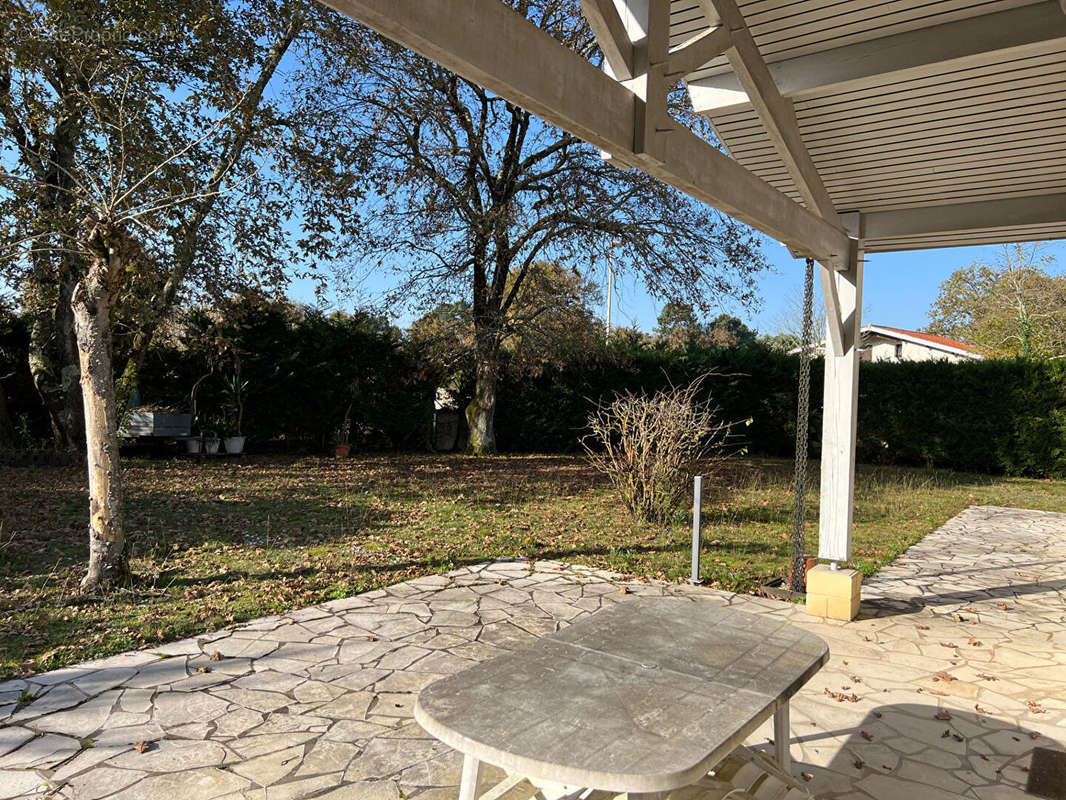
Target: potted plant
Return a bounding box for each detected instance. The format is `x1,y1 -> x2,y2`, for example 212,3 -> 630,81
203,430 -> 221,455
222,363 -> 248,455
333,405 -> 352,459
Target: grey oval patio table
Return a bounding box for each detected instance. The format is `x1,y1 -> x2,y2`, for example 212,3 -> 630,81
414,597 -> 829,800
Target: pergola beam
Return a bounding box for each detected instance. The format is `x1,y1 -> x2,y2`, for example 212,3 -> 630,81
666,26 -> 732,81
704,0 -> 847,351
689,1 -> 1066,113
708,0 -> 838,224
319,0 -> 852,267
861,193 -> 1066,240
579,0 -> 634,80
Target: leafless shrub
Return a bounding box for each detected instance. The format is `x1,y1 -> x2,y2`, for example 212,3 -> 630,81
581,375 -> 744,525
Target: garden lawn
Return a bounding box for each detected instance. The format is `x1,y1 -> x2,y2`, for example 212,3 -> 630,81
2,454 -> 1066,678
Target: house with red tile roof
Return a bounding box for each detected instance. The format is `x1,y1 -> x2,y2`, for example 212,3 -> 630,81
859,325 -> 982,363
797,325 -> 981,362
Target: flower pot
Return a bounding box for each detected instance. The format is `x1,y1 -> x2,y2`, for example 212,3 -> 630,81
204,437 -> 221,455
334,443 -> 351,459
185,438 -> 202,454
224,436 -> 246,454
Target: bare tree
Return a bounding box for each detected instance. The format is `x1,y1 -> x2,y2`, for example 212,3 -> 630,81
303,0 -> 767,454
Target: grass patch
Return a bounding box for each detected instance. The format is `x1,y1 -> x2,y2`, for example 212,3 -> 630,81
2,454 -> 1064,678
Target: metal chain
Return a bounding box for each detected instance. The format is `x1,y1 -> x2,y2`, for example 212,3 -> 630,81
789,257 -> 815,592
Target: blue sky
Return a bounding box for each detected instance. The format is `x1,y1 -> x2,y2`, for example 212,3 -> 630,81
288,238 -> 1066,337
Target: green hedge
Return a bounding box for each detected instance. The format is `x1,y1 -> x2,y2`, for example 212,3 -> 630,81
857,358 -> 1066,476
495,343 -> 1066,477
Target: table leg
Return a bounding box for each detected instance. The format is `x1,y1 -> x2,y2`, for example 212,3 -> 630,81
774,702 -> 791,773
459,754 -> 482,800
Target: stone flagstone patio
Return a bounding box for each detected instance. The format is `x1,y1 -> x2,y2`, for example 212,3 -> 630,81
0,505 -> 1064,800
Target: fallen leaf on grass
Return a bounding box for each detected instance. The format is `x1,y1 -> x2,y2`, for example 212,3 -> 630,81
196,666 -> 210,674
935,710 -> 952,721
914,623 -> 929,630
933,671 -> 956,682
968,637 -> 982,647
1030,732 -> 1041,740
996,603 -> 1009,611
941,729 -> 951,738
801,772 -> 813,782
953,614 -> 965,622
975,704 -> 989,715
939,642 -> 957,649
825,688 -> 859,703
976,673 -> 998,681
1027,700 -> 1046,714
853,759 -> 864,770
209,651 -> 223,661
860,731 -> 873,741
135,741 -> 151,754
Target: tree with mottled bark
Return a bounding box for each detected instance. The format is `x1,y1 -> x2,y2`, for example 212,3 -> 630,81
304,0 -> 768,454
0,1 -> 365,448
1,1 -> 367,591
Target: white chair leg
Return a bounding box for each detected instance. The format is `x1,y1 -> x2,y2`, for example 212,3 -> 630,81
773,703 -> 791,774
459,754 -> 483,800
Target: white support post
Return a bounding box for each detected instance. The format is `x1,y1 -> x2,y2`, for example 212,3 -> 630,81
818,240 -> 863,563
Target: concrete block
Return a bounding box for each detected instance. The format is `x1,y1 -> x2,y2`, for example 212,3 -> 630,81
804,594 -> 828,617
806,565 -> 861,598
805,565 -> 862,621
826,593 -> 861,621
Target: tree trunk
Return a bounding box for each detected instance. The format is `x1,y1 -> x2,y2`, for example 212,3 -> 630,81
74,226 -> 134,593
465,344 -> 499,456
26,272 -> 84,452
0,380 -> 15,451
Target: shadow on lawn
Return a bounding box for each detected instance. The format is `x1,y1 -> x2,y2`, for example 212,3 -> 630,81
779,702 -> 1063,798
153,537 -> 775,590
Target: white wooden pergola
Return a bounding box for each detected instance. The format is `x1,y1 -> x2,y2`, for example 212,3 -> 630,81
321,0 -> 1066,565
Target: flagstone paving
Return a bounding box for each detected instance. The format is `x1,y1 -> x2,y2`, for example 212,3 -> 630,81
0,504 -> 1063,800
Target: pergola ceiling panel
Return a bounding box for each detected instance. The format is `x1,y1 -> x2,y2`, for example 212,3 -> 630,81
674,0 -> 1044,82
709,45 -> 1066,211
686,7 -> 1066,250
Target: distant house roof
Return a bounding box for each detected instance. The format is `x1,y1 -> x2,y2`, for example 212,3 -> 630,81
863,325 -> 982,359
790,325 -> 982,359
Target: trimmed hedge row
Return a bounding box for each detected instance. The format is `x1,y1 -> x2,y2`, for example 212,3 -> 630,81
495,344 -> 1066,477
